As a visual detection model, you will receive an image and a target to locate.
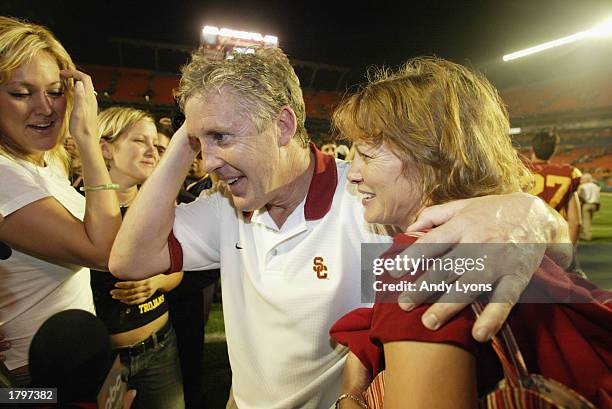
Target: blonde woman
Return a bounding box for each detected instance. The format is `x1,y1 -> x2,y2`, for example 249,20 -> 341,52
92,107 -> 184,409
0,16 -> 121,385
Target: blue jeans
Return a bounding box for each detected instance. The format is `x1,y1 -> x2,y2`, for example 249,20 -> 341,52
118,325 -> 185,409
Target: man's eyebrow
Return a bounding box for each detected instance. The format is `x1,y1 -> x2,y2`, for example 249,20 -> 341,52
202,125 -> 229,134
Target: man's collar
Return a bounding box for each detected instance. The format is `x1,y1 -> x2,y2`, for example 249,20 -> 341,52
242,143 -> 338,222
304,142 -> 338,220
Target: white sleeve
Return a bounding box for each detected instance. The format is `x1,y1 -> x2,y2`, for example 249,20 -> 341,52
173,192 -> 223,271
0,160 -> 50,217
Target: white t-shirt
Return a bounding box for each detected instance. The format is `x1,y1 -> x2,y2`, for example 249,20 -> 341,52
0,155 -> 95,370
170,148 -> 392,409
578,182 -> 601,205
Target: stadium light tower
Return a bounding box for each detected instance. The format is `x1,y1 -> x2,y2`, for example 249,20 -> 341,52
503,17 -> 612,62
200,25 -> 278,61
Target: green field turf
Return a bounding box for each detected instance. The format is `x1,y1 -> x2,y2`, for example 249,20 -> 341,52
577,191 -> 612,289
583,191 -> 612,239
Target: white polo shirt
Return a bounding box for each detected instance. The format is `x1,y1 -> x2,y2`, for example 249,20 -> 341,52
170,146 -> 392,409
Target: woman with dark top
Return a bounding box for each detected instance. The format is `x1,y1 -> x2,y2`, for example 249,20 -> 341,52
91,106 -> 184,409
329,57 -> 611,409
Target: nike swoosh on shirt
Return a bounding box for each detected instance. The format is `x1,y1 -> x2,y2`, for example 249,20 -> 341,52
235,243 -> 243,250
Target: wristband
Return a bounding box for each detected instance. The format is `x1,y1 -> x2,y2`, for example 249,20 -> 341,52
79,183 -> 120,192
335,392 -> 368,408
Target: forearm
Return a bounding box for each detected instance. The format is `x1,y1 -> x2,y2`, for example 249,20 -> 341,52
337,352 -> 370,408
110,133 -> 196,279
539,198 -> 570,244
77,140 -> 122,269
514,194 -> 573,268
542,200 -> 574,269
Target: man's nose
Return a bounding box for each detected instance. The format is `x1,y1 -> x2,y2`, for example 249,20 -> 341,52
203,148 -> 224,173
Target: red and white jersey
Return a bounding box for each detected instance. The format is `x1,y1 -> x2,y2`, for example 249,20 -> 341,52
526,161 -> 581,216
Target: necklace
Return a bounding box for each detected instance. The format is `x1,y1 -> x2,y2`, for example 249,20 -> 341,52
119,193 -> 136,208
120,198 -> 134,208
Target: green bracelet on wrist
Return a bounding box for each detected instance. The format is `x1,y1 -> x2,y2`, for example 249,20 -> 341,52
79,183 -> 120,192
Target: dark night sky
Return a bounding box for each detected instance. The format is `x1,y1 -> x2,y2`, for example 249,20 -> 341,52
3,0 -> 612,89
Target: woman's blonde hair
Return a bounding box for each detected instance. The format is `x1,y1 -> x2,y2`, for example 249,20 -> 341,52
0,16 -> 75,170
97,107 -> 155,169
333,57 -> 530,206
97,106 -> 155,143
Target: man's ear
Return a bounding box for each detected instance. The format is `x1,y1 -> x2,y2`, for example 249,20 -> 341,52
276,106 -> 298,147
100,140 -> 113,161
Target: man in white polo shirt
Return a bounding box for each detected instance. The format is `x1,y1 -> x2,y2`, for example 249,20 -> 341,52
110,48 -> 569,409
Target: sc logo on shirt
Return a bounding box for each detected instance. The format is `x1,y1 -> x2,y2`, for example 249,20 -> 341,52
313,256 -> 328,279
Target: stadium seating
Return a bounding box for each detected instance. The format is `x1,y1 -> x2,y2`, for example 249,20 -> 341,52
81,64 -> 117,97
302,90 -> 343,120
80,62 -> 612,189
112,68 -> 150,102
83,64 -> 346,118
150,75 -> 180,105
83,65 -> 177,104
500,71 -> 612,118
